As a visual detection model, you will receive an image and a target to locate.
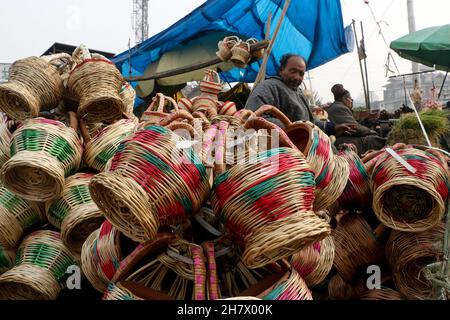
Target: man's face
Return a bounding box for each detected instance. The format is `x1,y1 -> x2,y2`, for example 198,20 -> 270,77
279,56 -> 306,90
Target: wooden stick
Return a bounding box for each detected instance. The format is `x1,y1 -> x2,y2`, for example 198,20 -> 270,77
253,0 -> 292,88
256,12 -> 272,84
124,40 -> 270,82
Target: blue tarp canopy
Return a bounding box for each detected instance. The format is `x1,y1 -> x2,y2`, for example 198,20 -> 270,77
113,0 -> 352,87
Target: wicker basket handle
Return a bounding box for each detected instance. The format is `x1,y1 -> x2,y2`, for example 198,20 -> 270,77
235,109 -> 255,122
254,105 -> 292,128
166,122 -> 197,138
159,110 -> 194,126
118,281 -> 175,300
244,117 -> 298,150
148,93 -> 179,113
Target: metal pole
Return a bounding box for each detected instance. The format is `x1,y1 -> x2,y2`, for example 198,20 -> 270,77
352,20 -> 368,108
360,21 -> 371,110
438,69 -> 449,100
407,0 -> 419,84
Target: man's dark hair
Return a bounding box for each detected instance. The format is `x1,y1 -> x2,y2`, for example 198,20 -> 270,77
279,54 -> 307,70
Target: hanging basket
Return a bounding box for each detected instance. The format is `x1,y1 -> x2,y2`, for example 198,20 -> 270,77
332,214 -> 384,283
371,147 -> 449,232
290,235 -> 335,287
140,93 -> 179,124
246,38 -> 264,60
0,185 -> 45,249
337,145 -> 372,209
0,245 -> 15,274
360,288 -> 403,300
104,236 -> 207,300
211,147 -> 331,269
89,125 -> 210,243
0,230 -> 76,300
83,119 -> 137,172
0,118 -> 83,202
199,70 -> 222,96
68,58 -> 125,124
0,56 -> 66,120
284,118 -> 349,211
386,223 -> 446,300
216,36 -> 240,61
81,220 -> 139,292
46,173 -> 105,255
230,41 -> 251,68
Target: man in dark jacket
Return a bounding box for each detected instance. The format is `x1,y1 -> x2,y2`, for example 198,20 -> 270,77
327,84 -> 386,155
245,54 -> 351,136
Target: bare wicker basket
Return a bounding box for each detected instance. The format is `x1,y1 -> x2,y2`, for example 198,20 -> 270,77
386,223 -> 446,300
0,118 -> 83,202
68,58 -> 125,124
332,214 -> 384,283
0,56 -> 66,120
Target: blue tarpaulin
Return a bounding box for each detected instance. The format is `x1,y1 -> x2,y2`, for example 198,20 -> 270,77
113,0 -> 351,85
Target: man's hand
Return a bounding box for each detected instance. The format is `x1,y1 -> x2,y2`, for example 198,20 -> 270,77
335,123 -> 356,136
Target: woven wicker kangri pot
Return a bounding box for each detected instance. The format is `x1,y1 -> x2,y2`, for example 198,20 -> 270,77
103,236 -> 207,300
0,56 -> 66,120
0,184 -> 46,249
332,214 -> 384,283
0,118 -> 83,202
281,115 -> 349,211
68,58 -> 125,124
89,125 -> 210,243
290,235 -> 335,287
360,288 -> 403,300
83,119 -> 137,172
371,147 -> 449,232
211,147 -> 331,269
386,223 -> 447,300
141,93 -> 179,124
81,220 -> 139,292
0,230 -> 77,300
46,173 -> 104,255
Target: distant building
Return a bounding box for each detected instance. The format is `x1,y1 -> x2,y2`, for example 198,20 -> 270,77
381,66 -> 450,112
0,63 -> 11,83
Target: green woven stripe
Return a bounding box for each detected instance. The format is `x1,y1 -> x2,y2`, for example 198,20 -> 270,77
263,284 -> 284,300
95,149 -> 112,167
0,188 -> 41,230
315,165 -> 329,185
0,247 -> 11,268
177,194 -> 193,213
309,132 -> 319,155
16,129 -> 41,153
184,148 -> 207,178
48,136 -> 74,163
242,172 -> 315,205
145,126 -> 170,135
15,243 -> 74,282
69,184 -> 92,204
142,152 -> 172,173
213,171 -> 230,189
10,143 -> 15,156
0,187 -> 24,213
47,201 -> 69,225
355,159 -> 369,180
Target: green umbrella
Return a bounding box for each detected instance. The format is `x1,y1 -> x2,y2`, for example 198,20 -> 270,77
390,24 -> 450,71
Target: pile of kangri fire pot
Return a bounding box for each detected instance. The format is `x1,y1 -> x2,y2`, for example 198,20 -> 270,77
0,44 -> 448,301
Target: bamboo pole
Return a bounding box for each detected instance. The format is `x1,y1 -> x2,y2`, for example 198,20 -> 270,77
253,0 -> 292,88
124,40 -> 270,82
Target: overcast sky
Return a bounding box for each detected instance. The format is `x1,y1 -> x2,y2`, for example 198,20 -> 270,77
0,0 -> 449,103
